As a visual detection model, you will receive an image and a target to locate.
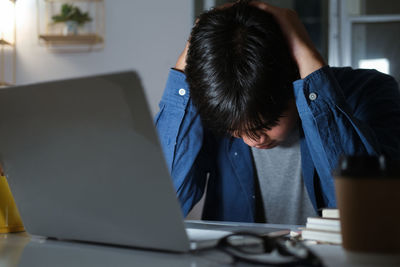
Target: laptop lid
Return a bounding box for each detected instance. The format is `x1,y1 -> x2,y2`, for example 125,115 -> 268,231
0,72 -> 191,252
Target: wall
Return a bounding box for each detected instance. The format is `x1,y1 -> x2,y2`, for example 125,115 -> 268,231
15,0 -> 193,116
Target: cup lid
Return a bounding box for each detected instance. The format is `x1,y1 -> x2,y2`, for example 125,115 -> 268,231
334,155 -> 400,178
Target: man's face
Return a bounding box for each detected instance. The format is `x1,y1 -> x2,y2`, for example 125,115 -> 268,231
235,100 -> 299,149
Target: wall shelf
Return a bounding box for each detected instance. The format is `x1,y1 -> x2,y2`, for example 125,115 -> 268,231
0,39 -> 13,46
0,82 -> 12,87
0,0 -> 16,86
37,0 -> 105,51
39,34 -> 103,45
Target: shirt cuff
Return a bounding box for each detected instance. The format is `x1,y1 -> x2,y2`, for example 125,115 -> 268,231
292,65 -> 346,115
160,69 -> 190,108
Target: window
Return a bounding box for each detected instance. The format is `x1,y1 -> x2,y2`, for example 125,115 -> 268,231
329,0 -> 400,82
193,0 -> 329,60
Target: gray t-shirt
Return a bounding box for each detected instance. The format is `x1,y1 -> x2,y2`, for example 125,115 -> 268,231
251,128 -> 316,225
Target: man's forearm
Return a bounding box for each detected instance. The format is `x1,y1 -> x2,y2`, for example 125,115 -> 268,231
175,42 -> 189,72
294,45 -> 325,79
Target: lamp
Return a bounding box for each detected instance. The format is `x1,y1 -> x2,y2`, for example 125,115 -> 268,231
0,0 -> 16,86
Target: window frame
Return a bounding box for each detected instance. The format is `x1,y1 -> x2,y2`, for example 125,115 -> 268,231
329,0 -> 400,67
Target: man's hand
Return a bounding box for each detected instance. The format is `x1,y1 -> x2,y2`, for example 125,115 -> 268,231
250,1 -> 326,78
174,2 -> 236,72
174,41 -> 189,72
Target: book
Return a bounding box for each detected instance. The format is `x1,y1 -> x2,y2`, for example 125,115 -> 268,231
306,217 -> 341,231
301,209 -> 342,244
306,222 -> 341,232
301,228 -> 342,245
321,208 -> 339,219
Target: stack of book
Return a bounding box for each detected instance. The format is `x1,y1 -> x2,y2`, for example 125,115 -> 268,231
301,209 -> 342,244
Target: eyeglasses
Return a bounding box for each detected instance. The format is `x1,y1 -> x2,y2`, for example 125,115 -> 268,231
216,232 -> 324,266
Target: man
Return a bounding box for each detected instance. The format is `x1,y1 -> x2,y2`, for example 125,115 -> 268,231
155,1 -> 400,224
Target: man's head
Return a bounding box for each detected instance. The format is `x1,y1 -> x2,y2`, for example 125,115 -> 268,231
185,1 -> 299,148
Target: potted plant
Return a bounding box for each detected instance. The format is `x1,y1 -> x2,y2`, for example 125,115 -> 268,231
52,3 -> 92,35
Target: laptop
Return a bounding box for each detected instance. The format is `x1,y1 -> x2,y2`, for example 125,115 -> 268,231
0,72 -> 288,252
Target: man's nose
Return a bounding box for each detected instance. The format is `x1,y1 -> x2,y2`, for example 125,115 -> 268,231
242,134 -> 268,147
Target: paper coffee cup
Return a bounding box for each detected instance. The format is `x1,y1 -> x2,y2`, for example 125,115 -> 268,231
334,156 -> 400,264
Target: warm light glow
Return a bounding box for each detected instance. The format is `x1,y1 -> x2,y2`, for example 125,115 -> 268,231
0,0 -> 16,45
358,58 -> 390,75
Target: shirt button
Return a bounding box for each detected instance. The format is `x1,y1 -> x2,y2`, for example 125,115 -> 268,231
234,152 -> 238,156
178,88 -> 186,96
309,92 -> 317,101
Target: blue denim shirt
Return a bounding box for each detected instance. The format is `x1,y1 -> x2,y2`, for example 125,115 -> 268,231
155,66 -> 400,222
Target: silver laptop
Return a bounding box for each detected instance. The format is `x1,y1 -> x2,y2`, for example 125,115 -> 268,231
0,72 -> 288,252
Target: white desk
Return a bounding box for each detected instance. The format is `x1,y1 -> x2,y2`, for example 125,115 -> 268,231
0,228 -> 389,267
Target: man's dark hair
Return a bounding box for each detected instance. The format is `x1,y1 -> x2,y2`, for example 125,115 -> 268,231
185,1 -> 299,139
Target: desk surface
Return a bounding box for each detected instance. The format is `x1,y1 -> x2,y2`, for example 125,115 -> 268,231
0,226 -> 391,267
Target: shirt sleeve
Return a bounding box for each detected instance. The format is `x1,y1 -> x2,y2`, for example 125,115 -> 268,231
293,66 -> 400,206
154,69 -> 210,216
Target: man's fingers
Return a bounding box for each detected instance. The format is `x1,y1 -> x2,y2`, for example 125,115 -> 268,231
249,1 -> 280,15
214,2 -> 235,10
